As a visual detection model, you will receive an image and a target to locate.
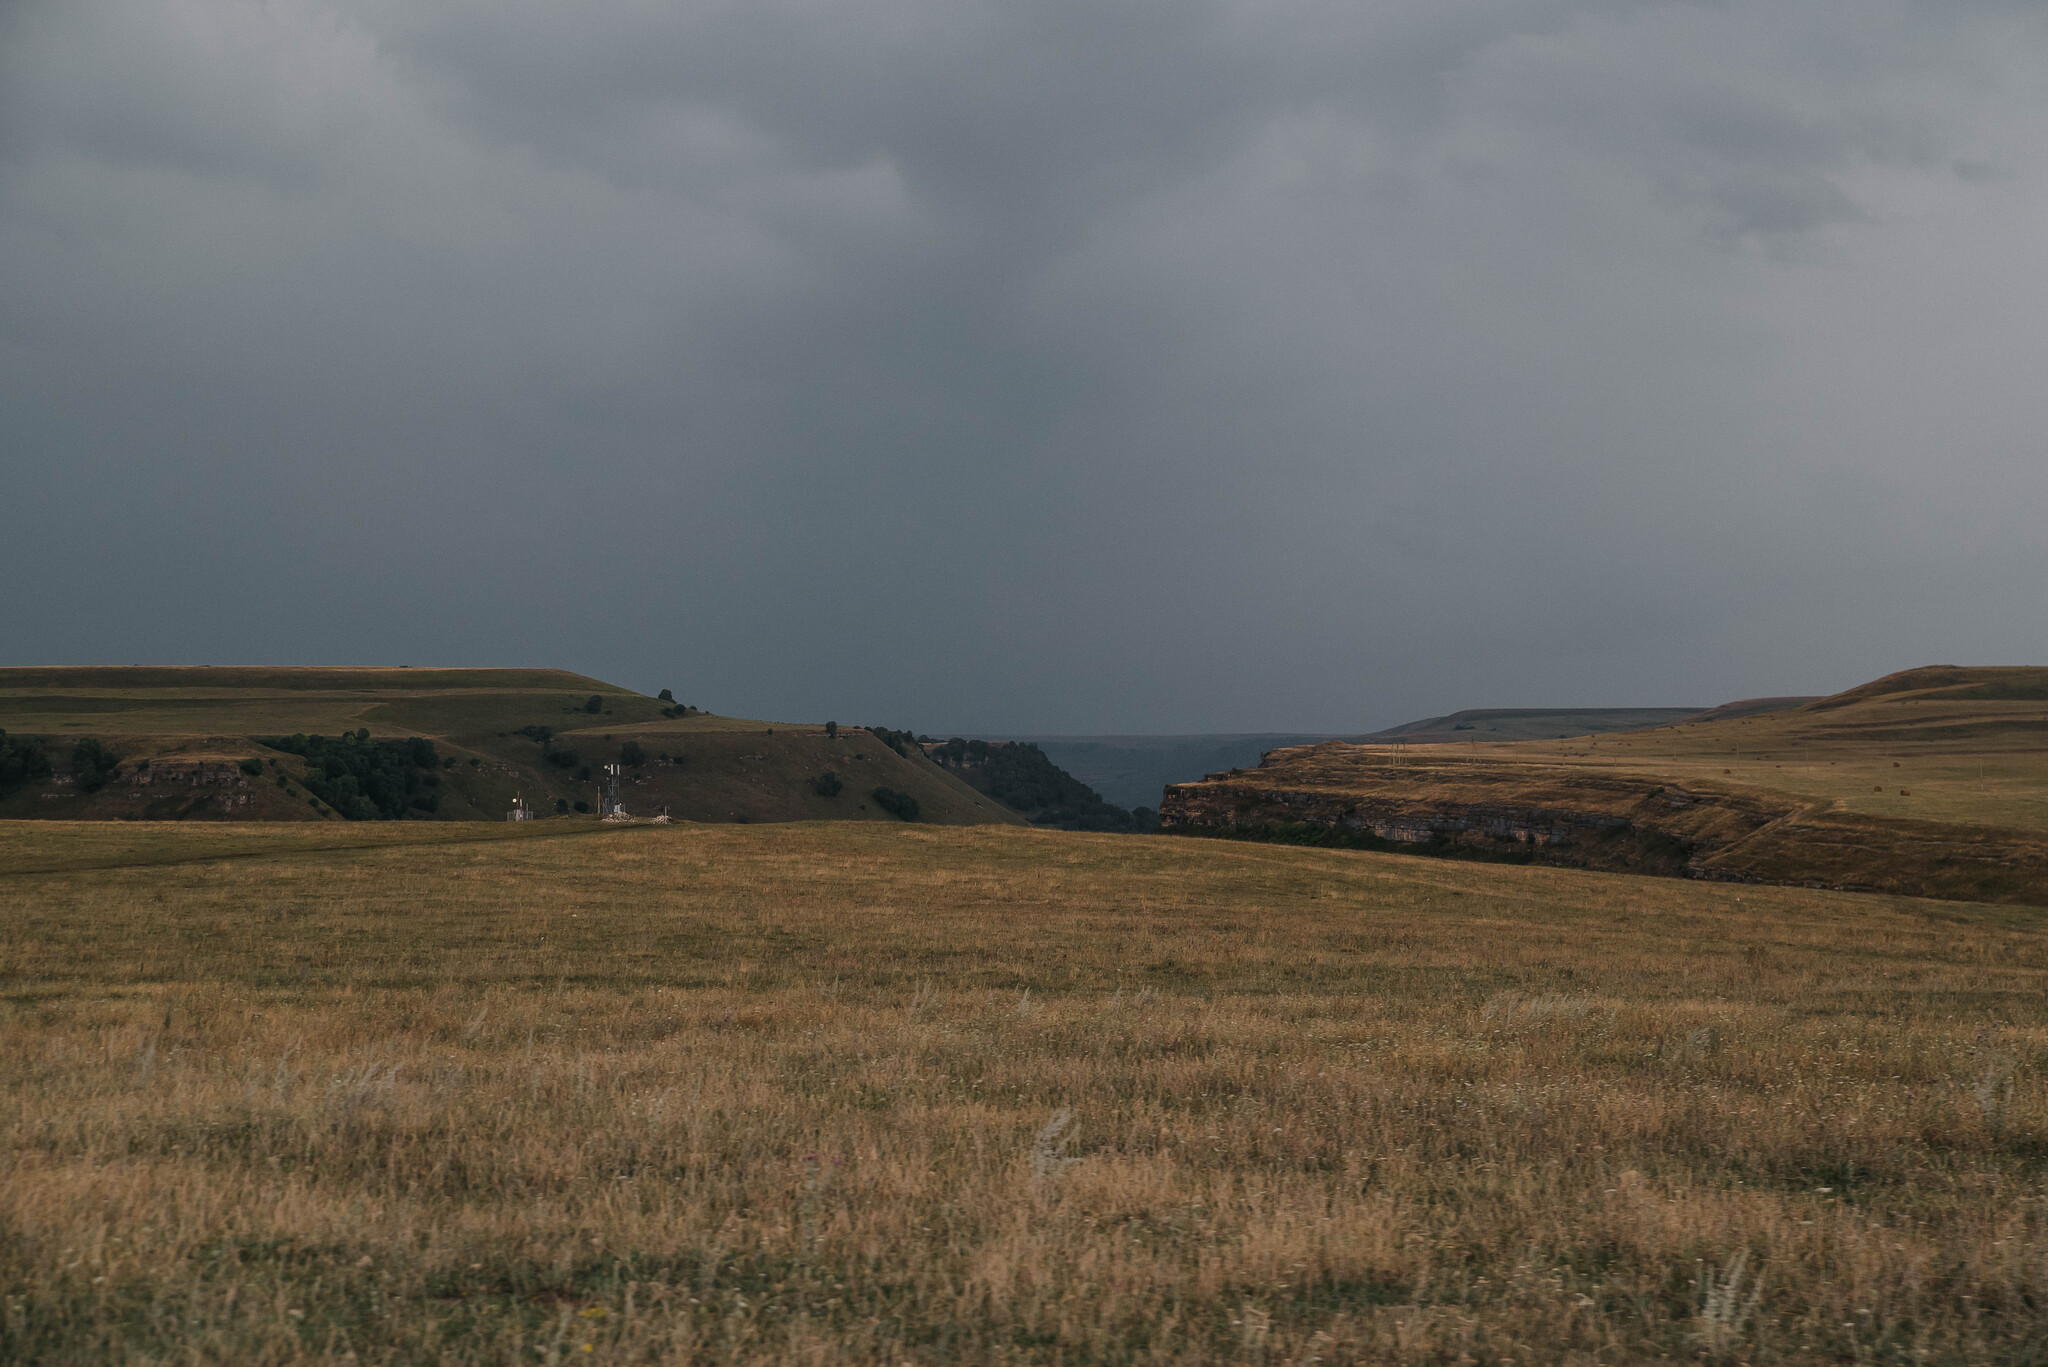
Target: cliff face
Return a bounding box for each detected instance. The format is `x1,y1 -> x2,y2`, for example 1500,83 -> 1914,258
29,755 -> 302,820
1160,747 -> 1783,875
1160,743 -> 2048,905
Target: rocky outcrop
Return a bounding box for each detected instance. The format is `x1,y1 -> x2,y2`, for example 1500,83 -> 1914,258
24,758 -> 268,817
116,760 -> 250,788
1164,745 -> 1776,851
1159,743 -> 2048,904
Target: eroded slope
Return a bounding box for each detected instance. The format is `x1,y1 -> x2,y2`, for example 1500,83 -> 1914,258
1161,666 -> 2048,905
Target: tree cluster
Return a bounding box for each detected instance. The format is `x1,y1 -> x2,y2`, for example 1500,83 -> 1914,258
0,730 -> 52,796
71,738 -> 120,793
929,737 -> 1156,833
261,731 -> 442,820
867,726 -> 916,757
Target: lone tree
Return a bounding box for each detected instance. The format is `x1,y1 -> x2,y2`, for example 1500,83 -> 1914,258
658,688 -> 674,703
620,741 -> 647,767
71,738 -> 119,793
814,771 -> 843,797
584,695 -> 604,714
825,721 -> 838,738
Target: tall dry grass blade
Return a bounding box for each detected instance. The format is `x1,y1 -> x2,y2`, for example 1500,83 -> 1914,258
1694,1251 -> 1764,1358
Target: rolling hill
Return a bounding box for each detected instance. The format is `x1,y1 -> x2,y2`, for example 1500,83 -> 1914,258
0,667 -> 1022,827
1159,665 -> 2048,905
1004,703 -> 1818,810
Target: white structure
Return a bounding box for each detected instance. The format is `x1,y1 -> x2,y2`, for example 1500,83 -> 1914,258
506,795 -> 533,822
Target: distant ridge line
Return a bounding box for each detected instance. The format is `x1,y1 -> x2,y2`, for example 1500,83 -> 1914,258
0,666 -> 620,693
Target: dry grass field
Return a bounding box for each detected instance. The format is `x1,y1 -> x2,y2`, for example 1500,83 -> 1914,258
5,818 -> 2048,1364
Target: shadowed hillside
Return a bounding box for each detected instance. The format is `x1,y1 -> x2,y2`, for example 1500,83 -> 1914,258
0,668 -> 1020,827
921,737 -> 1156,832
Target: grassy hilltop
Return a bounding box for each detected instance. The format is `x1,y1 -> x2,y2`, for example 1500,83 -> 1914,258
4,818 -> 2048,1363
0,667 -> 1020,827
1162,665 -> 2048,905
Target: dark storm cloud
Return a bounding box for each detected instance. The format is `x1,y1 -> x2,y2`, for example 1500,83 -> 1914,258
3,0 -> 2046,730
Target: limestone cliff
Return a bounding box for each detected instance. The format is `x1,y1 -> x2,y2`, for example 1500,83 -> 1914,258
1160,741 -> 2048,906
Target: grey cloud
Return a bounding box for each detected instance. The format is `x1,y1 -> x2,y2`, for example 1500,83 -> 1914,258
3,0 -> 2046,731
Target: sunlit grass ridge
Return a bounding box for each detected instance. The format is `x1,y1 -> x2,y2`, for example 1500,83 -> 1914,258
4,819 -> 2047,1363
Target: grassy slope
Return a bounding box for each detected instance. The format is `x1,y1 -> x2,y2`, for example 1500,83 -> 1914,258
4,819 -> 2048,1363
1471,665 -> 2048,831
1025,706 -> 1818,812
1360,706 -> 1707,744
0,667 -> 1020,827
1163,666 -> 2048,903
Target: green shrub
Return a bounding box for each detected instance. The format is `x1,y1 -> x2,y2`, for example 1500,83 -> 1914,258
814,772 -> 844,798
545,750 -> 579,770
0,730 -> 52,796
238,758 -> 264,777
584,695 -> 604,714
871,787 -> 920,821
71,739 -> 119,793
658,689 -> 675,703
573,800 -> 590,813
555,798 -> 568,813
620,741 -> 647,767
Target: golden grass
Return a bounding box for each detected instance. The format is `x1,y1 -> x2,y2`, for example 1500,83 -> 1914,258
1436,674 -> 2048,834
5,820 -> 2048,1364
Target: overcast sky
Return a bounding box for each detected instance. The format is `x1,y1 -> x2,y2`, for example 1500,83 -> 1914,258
3,0 -> 2045,732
